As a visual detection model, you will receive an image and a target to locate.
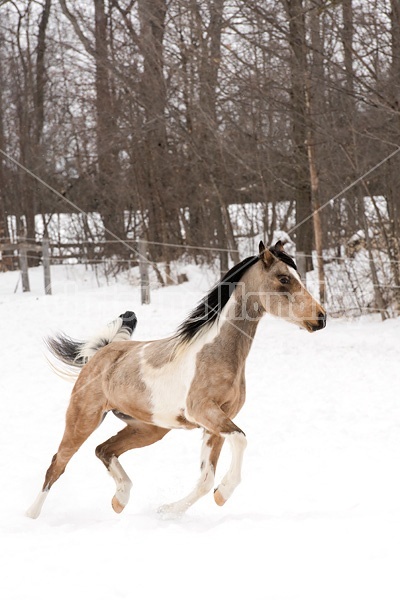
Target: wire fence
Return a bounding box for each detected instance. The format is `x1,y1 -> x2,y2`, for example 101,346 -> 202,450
1,234 -> 399,319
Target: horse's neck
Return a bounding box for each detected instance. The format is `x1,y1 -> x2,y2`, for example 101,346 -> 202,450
218,293 -> 263,361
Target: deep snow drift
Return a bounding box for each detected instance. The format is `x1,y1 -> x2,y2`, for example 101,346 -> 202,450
1,263 -> 400,600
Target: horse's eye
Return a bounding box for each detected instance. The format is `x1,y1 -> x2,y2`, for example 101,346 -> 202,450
278,275 -> 290,285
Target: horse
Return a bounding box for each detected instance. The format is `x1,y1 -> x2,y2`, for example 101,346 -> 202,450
26,241 -> 326,519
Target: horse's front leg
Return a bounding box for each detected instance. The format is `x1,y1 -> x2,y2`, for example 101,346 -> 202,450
213,429 -> 247,506
194,402 -> 247,507
158,431 -> 224,516
159,401 -> 247,515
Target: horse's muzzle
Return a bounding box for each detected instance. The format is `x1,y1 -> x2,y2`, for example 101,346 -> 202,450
313,311 -> 326,331
305,311 -> 326,332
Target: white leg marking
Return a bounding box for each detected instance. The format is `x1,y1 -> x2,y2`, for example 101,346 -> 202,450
158,434 -> 215,516
214,432 -> 247,504
109,456 -> 133,511
26,490 -> 49,519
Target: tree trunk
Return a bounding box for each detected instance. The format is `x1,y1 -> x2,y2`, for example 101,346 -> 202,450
26,0 -> 51,264
194,0 -> 237,263
306,97 -> 326,303
286,0 -> 313,272
389,0 -> 400,233
387,0 -> 400,309
341,0 -> 362,230
0,47 -> 7,242
94,0 -> 125,253
138,0 -> 181,261
342,0 -> 354,98
306,1 -> 326,303
34,0 -> 51,148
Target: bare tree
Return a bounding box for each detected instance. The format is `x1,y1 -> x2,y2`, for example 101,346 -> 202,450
3,1 -> 52,262
284,0 -> 314,273
306,0 -> 326,301
138,0 -> 181,259
1,0 -> 400,316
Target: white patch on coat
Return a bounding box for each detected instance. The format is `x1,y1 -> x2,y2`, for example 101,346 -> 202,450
289,265 -> 321,307
141,298 -> 234,429
288,266 -> 302,283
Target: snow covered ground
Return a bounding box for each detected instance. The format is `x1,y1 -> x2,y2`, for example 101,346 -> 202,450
1,263 -> 400,600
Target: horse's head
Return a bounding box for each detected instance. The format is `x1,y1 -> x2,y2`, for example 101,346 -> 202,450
255,241 -> 326,332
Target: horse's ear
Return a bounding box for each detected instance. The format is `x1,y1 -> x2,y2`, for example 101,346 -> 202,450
259,240 -> 265,254
274,240 -> 285,253
260,246 -> 275,269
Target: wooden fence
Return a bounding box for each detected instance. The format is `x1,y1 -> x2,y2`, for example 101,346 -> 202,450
0,238 -> 151,303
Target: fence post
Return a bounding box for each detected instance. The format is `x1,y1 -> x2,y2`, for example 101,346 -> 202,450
19,238 -> 30,292
42,236 -> 52,295
138,238 -> 150,304
295,251 -> 307,284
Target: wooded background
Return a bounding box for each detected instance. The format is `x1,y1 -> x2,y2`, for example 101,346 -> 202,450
1,0 -> 400,314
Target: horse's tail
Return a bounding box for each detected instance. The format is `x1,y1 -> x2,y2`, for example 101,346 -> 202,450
46,310 -> 137,381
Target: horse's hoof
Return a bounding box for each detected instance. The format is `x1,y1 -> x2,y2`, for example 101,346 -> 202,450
112,495 -> 125,513
26,506 -> 40,519
214,489 -> 226,506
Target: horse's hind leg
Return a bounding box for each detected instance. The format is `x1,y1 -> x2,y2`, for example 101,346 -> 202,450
158,432 -> 224,516
95,422 -> 170,513
26,391 -> 105,519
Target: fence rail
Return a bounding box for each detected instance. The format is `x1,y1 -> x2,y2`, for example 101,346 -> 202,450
0,238 -> 149,301
1,236 -> 399,317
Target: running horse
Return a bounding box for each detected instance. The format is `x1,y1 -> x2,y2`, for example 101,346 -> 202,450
27,241 -> 326,518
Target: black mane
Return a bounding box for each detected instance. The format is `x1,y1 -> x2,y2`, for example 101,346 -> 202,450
270,246 -> 298,271
176,244 -> 298,344
176,255 -> 260,343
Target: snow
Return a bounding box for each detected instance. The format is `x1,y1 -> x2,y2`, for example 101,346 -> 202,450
2,263 -> 400,600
